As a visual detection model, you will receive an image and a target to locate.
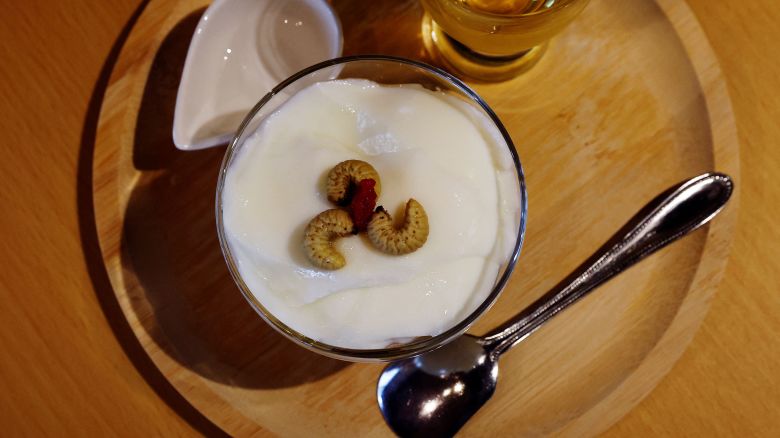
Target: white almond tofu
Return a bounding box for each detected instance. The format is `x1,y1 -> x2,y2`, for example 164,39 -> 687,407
221,79 -> 519,349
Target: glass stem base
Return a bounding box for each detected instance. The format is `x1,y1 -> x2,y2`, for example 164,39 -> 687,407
421,13 -> 547,82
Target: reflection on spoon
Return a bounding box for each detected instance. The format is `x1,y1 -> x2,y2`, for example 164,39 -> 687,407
377,172 -> 733,437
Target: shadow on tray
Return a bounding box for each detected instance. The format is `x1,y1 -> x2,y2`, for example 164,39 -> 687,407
120,0 -> 445,391
332,0 -> 433,61
80,0 -> 439,420
77,0 -> 450,436
122,8 -> 354,389
77,3 -> 226,437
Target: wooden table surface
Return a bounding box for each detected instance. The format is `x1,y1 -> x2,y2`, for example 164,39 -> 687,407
1,0 -> 777,436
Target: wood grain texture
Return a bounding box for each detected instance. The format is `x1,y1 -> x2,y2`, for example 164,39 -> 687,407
91,0 -> 738,436
0,0 -> 777,437
605,0 -> 780,436
0,0 -> 209,436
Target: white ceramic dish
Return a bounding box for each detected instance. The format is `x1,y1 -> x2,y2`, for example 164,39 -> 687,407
173,0 -> 343,150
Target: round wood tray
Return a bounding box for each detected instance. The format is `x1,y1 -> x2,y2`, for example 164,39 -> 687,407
93,0 -> 739,435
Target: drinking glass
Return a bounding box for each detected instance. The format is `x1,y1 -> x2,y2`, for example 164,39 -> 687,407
421,0 -> 590,81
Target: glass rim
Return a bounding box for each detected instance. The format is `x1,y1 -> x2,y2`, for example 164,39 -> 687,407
215,54 -> 528,361
442,0 -> 581,21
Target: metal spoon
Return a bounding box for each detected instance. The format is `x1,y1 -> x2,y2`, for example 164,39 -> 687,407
377,172 -> 733,437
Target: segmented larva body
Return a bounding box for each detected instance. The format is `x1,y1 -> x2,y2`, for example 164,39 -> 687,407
326,160 -> 382,205
303,209 -> 355,270
367,199 -> 429,255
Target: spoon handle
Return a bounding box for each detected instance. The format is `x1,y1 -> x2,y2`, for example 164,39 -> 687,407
481,172 -> 733,357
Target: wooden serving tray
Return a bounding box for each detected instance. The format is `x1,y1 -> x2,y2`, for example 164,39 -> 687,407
93,0 -> 739,435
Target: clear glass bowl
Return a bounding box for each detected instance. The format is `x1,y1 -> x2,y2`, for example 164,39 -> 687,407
215,55 -> 527,362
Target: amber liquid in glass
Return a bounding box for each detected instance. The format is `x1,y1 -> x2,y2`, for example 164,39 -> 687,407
421,0 -> 588,80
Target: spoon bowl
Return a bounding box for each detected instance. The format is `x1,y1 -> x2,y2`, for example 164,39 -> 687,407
377,335 -> 496,437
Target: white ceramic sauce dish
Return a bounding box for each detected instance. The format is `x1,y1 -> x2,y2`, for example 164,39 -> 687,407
173,0 -> 343,150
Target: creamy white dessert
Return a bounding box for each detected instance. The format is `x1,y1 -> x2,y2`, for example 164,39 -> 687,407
221,79 -> 519,349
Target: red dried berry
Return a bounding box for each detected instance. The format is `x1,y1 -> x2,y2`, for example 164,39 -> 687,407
349,179 -> 378,232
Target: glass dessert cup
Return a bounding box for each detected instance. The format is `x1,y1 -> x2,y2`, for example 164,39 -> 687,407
215,55 -> 527,362
421,0 -> 590,82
